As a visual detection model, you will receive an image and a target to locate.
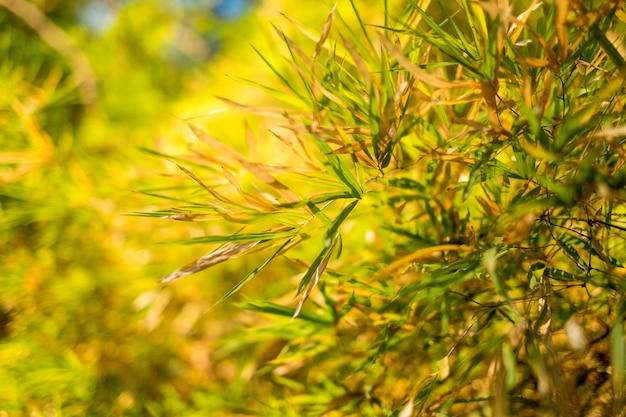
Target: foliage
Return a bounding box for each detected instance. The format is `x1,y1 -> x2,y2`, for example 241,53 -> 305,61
145,0 -> 626,416
0,1 -> 279,416
2,0 -> 625,415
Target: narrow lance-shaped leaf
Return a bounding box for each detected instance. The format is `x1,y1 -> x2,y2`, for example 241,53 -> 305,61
167,229 -> 296,245
373,244 -> 472,280
483,247 -> 520,319
557,236 -> 587,271
324,199 -> 358,246
221,166 -> 274,210
612,300 -> 626,412
312,4 -> 337,69
189,124 -> 302,205
211,237 -> 296,309
173,161 -> 242,208
272,23 -> 312,68
292,235 -> 338,319
249,43 -> 308,102
239,299 -> 332,324
297,200 -> 358,295
159,240 -> 263,284
378,34 -> 480,89
316,139 -> 363,198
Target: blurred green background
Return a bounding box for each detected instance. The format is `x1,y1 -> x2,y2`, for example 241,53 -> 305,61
0,0 -> 356,414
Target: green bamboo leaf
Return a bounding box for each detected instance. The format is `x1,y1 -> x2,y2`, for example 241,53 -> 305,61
463,148 -> 495,199
138,147 -> 219,172
407,0 -> 482,77
211,237 -> 295,309
227,75 -> 303,107
134,191 -> 196,204
612,300 -> 626,412
525,332 -> 550,396
324,199 -> 358,246
557,236 -> 586,270
238,299 -> 332,324
315,139 -> 363,198
509,184 -> 542,206
167,230 -> 295,245
403,258 -> 481,296
535,175 -> 574,206
502,341 -> 517,390
250,43 -> 308,102
509,138 -> 536,178
388,177 -> 426,192
296,200 -> 358,295
278,191 -> 355,209
348,0 -> 376,54
544,267 -> 580,282
276,28 -> 315,104
485,159 -> 524,180
483,247 -> 518,319
527,262 -> 545,288
592,26 -> 626,69
293,235 -> 338,319
562,233 -> 624,268
458,0 -> 481,57
520,106 -> 551,151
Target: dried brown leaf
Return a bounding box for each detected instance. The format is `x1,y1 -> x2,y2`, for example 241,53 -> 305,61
312,4 -> 337,67
159,240 -> 262,284
271,23 -> 312,67
222,166 -> 274,210
379,34 -> 479,89
515,56 -> 551,68
475,195 -> 502,217
215,96 -> 304,118
372,245 -> 472,280
189,124 -> 301,205
480,80 -> 507,136
555,0 -> 569,62
342,36 -> 372,89
174,162 -> 243,209
269,130 -> 319,170
331,140 -> 373,154
509,16 -> 558,67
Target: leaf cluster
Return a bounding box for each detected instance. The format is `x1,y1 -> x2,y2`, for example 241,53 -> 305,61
146,0 -> 626,415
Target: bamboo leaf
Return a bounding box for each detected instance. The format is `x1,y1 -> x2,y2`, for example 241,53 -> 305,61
238,299 -> 332,324
315,139 -> 363,198
296,200 -> 358,296
483,247 -> 516,314
167,229 -> 296,245
293,235 -> 337,319
557,237 -> 586,270
612,300 -> 626,411
374,245 -> 472,280
249,43 -> 307,102
159,240 -> 263,284
324,199 -> 358,246
378,34 -> 480,89
312,4 -> 337,68
211,238 -> 296,308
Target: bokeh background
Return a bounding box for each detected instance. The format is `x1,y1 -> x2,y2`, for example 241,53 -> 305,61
0,0 -> 364,414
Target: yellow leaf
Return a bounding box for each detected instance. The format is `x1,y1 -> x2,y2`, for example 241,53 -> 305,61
475,195 -> 502,217
159,241 -> 263,284
373,245 -> 472,280
503,212 -> 536,245
514,56 -> 551,68
437,356 -> 450,380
